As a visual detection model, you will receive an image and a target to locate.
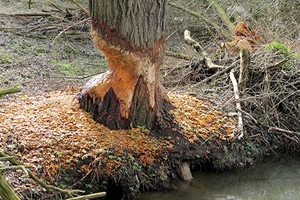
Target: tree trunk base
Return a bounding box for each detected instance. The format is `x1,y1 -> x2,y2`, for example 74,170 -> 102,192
78,76 -> 174,130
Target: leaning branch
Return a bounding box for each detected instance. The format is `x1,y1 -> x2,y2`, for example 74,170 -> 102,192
68,0 -> 90,16
184,30 -> 206,55
210,0 -> 235,33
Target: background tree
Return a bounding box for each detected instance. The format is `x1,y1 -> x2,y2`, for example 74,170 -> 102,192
79,0 -> 173,129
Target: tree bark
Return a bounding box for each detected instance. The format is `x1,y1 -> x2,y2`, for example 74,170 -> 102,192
79,0 -> 173,129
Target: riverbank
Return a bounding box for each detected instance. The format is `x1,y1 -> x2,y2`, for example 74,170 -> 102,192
2,86 -> 297,199
1,1 -> 300,199
1,87 -> 243,199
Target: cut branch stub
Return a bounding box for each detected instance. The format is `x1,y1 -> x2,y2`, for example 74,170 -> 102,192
79,0 -> 173,130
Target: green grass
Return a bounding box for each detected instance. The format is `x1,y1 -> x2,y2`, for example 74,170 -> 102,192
0,49 -> 12,64
265,42 -> 299,70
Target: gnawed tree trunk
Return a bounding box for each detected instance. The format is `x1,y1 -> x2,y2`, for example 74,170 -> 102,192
79,0 -> 174,129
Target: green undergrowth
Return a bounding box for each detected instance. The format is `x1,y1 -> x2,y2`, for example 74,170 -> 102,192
265,41 -> 300,70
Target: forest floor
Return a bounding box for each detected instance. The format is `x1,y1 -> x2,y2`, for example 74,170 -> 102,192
1,1 -> 300,200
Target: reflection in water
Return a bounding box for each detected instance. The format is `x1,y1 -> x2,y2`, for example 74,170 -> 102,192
140,155 -> 300,200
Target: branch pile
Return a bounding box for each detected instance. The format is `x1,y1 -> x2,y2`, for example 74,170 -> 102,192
163,22 -> 300,150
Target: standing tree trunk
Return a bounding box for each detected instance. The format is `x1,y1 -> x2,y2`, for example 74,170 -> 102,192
79,0 -> 173,129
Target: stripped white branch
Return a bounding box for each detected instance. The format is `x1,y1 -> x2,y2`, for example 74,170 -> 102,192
230,69 -> 243,139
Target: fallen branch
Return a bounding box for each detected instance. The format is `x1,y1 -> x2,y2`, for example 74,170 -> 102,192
190,60 -> 238,88
0,152 -> 85,198
66,192 -> 106,200
1,13 -> 53,17
165,51 -> 192,61
0,173 -> 20,200
268,127 -> 300,137
184,29 -> 239,88
184,30 -> 206,55
0,87 -> 21,96
230,68 -> 243,139
184,30 -> 225,68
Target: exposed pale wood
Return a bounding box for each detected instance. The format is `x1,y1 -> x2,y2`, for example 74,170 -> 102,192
80,0 -> 173,129
230,69 -> 243,139
184,29 -> 240,88
184,30 -> 206,55
66,192 -> 106,200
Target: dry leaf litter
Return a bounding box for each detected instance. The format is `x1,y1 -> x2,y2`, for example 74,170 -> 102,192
0,87 -> 237,183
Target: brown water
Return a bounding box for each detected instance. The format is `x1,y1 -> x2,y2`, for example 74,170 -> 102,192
140,155 -> 300,200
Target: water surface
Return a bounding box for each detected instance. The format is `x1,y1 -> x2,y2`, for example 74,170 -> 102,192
140,155 -> 300,200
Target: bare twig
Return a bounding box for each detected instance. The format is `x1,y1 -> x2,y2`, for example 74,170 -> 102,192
68,0 -> 90,16
268,127 -> 300,137
51,17 -> 90,46
266,59 -> 288,70
0,166 -> 28,175
66,192 -> 106,200
235,107 -> 258,124
1,13 -> 53,17
50,2 -> 64,12
166,30 -> 177,42
165,51 -> 193,61
191,60 -> 238,88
